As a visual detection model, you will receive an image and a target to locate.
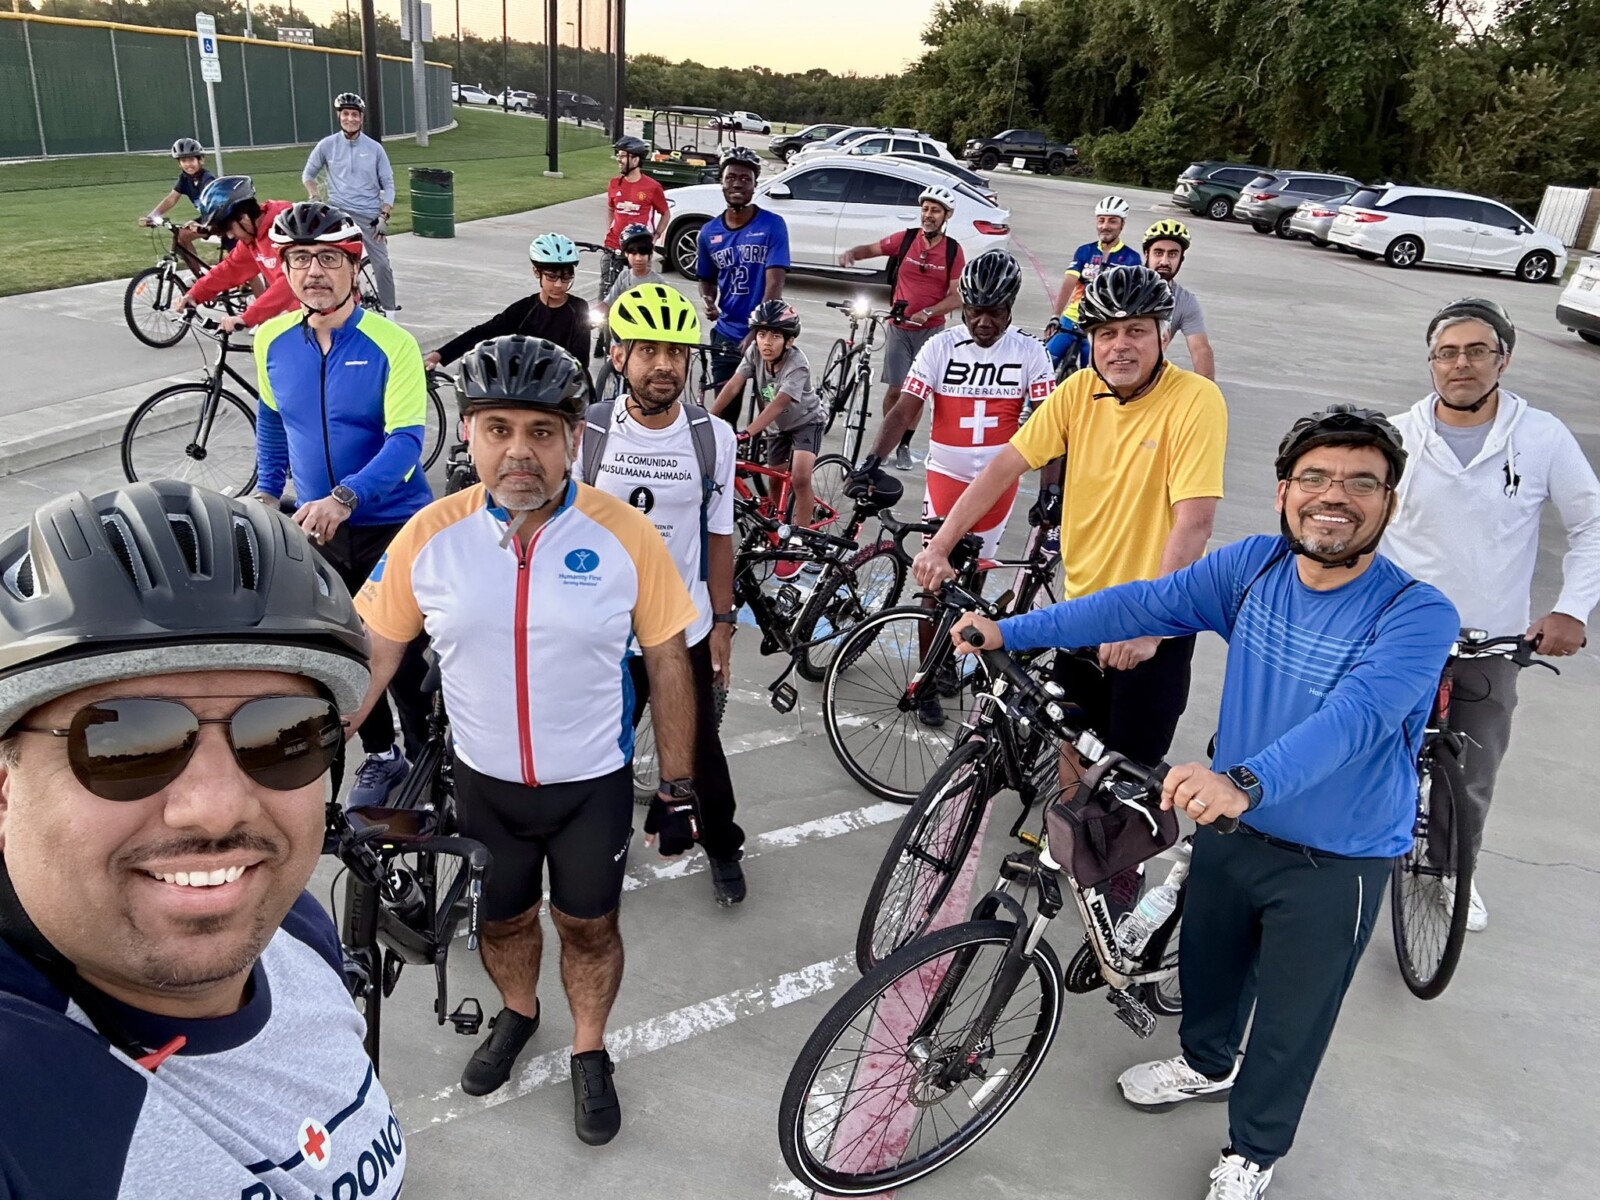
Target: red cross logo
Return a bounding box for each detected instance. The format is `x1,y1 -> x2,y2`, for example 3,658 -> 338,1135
299,1118 -> 331,1171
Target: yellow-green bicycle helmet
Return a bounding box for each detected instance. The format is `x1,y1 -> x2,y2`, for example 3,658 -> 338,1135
1142,219 -> 1192,252
609,283 -> 702,345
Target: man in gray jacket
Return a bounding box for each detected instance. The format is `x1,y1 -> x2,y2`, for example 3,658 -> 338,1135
1383,297 -> 1600,931
303,93 -> 397,316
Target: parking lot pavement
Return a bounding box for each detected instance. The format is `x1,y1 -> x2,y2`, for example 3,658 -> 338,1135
0,171 -> 1594,1198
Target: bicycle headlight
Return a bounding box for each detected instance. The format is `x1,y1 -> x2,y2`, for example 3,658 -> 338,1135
851,296 -> 871,318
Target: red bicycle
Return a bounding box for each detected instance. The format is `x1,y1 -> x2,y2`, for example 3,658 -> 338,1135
733,430 -> 857,553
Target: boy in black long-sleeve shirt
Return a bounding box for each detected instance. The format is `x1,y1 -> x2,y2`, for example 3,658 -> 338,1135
425,233 -> 591,368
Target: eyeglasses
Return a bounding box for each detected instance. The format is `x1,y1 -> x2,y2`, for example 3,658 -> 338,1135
284,248 -> 353,270
13,695 -> 345,802
1429,345 -> 1501,364
538,268 -> 576,282
1289,471 -> 1388,498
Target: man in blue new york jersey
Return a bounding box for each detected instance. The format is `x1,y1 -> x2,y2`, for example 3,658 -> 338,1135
696,148 -> 791,417
956,406 -> 1458,1200
252,202 -> 433,807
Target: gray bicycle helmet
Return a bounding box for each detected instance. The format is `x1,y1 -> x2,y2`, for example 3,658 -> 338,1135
457,335 -> 592,419
958,249 -> 1023,308
718,147 -> 762,178
614,135 -> 650,159
1275,404 -> 1407,486
334,92 -> 365,112
1077,265 -> 1174,329
0,481 -> 370,732
1426,297 -> 1515,353
170,137 -> 205,159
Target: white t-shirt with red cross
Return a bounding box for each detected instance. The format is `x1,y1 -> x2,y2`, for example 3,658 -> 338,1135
903,326 -> 1054,483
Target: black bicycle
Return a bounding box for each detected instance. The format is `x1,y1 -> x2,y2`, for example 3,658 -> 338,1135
818,299 -> 907,466
780,635 -> 1236,1194
120,316 -> 450,498
124,217 -> 249,349
327,670 -> 491,1075
1391,629 -> 1559,999
822,511 -> 1063,803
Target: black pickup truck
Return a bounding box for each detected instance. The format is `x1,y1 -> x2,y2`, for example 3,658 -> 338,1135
962,129 -> 1077,174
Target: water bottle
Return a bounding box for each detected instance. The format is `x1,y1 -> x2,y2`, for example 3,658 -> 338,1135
1115,858 -> 1191,958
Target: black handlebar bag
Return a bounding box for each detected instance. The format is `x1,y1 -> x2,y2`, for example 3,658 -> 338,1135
1045,753 -> 1179,889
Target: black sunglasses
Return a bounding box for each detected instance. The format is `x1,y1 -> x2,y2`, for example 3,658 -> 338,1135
14,695 -> 345,802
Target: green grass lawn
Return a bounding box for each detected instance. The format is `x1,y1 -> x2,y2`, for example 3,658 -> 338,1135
0,108 -> 614,297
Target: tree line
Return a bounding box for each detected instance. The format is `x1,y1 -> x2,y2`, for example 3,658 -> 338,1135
21,0 -> 1598,211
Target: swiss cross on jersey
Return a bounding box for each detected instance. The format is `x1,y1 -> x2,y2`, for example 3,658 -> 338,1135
905,328 -> 1055,448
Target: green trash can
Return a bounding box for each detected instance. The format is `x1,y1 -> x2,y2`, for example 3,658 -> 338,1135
409,167 -> 455,239
641,118 -> 655,146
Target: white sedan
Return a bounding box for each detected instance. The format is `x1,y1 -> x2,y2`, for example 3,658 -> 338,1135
656,156 -> 1011,281
452,84 -> 495,106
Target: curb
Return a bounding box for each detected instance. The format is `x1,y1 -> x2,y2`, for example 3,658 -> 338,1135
0,374 -> 192,479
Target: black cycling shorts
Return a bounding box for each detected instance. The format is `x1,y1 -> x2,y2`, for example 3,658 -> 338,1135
453,760 -> 634,922
1048,634 -> 1197,766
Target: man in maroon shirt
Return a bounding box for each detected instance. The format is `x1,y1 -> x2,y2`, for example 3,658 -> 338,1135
603,137 -> 670,291
838,184 -> 966,470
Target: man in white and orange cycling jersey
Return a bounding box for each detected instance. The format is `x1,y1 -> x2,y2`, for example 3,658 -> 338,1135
848,248 -> 1053,723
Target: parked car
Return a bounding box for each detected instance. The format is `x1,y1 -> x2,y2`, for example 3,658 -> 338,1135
711,110 -> 771,134
1329,184 -> 1566,281
1171,160 -> 1271,221
497,89 -> 541,112
795,126 -> 927,161
1285,190 -> 1358,247
829,131 -> 956,164
1555,254 -> 1600,344
768,123 -> 851,163
452,83 -> 495,106
879,153 -> 999,205
1234,171 -> 1361,238
961,129 -> 1077,175
556,90 -> 606,123
656,157 -> 1010,280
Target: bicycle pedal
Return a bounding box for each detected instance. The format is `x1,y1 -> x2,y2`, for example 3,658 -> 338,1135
1107,988 -> 1158,1038
447,996 -> 484,1035
770,681 -> 798,714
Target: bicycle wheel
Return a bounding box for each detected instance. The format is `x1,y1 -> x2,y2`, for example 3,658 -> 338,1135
1391,747 -> 1472,999
819,339 -> 851,433
823,607 -> 979,803
632,706 -> 659,806
123,266 -> 191,349
840,374 -> 869,466
778,920 -> 1063,1195
358,261 -> 382,311
856,739 -> 994,971
687,348 -> 714,408
422,375 -> 449,470
809,453 -> 856,533
796,541 -> 907,683
594,359 -> 624,404
121,383 -> 258,497
348,939 -> 384,1072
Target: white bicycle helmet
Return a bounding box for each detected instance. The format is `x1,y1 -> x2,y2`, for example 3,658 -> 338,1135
529,233 -> 580,266
918,184 -> 959,213
1094,195 -> 1131,218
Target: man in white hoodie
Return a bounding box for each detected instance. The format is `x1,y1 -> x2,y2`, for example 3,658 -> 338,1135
1383,297 -> 1600,931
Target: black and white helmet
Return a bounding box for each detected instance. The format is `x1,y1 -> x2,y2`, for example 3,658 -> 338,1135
170,137 -> 205,159
958,249 -> 1023,307
268,201 -> 365,252
719,147 -> 762,178
1077,265 -> 1174,329
334,92 -> 365,112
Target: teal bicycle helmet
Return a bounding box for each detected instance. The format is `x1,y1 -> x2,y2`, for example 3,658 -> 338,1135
529,233 -> 580,266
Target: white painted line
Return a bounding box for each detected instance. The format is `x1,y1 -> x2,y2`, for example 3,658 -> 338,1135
396,953 -> 856,1131
770,1176 -> 814,1197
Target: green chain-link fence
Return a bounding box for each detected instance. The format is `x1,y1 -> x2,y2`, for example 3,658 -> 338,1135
0,13 -> 452,160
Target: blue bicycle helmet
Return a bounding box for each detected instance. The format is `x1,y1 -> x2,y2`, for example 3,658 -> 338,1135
195,175 -> 257,233
619,223 -> 654,253
529,233 -> 580,266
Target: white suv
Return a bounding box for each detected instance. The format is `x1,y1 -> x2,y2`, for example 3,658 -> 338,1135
1556,254 -> 1600,346
1329,184 -> 1566,282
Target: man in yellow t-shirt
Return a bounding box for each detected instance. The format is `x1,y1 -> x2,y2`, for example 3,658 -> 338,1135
915,265 -> 1226,902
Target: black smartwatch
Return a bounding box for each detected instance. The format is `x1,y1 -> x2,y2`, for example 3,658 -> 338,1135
1225,765 -> 1263,810
330,484 -> 359,511
712,612 -> 738,626
660,777 -> 696,800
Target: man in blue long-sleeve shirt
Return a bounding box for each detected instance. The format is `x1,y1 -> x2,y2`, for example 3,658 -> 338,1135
252,201 -> 433,806
956,406 -> 1458,1200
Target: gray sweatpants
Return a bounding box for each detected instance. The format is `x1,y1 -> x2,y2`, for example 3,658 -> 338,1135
1448,654 -> 1521,873
348,211 -> 396,310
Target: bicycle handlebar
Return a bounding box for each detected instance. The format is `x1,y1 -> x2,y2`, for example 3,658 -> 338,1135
738,501 -> 859,553
1453,630 -> 1565,673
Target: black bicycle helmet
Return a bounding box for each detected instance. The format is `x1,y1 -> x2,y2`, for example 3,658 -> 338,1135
614,135 -> 650,159
1275,404 -> 1407,486
333,92 -> 365,112
195,175 -> 258,234
719,147 -> 762,178
619,223 -> 654,254
268,201 -> 364,253
1426,297 -> 1516,353
748,299 -> 801,338
0,481 -> 370,732
958,249 -> 1023,307
457,335 -> 591,419
1077,265 -> 1174,329
170,137 -> 204,159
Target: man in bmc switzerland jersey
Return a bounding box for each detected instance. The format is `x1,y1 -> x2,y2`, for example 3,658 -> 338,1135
354,336 -> 700,1146
0,482 -> 402,1200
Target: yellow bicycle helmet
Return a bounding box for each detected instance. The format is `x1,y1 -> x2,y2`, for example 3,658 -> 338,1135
1142,219 -> 1192,252
609,282 -> 701,345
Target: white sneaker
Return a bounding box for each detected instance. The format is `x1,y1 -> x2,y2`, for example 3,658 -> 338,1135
1117,1054 -> 1238,1109
1206,1150 -> 1273,1200
1438,878 -> 1489,933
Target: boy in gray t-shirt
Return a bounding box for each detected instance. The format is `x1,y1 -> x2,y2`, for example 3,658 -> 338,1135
600,223 -> 666,311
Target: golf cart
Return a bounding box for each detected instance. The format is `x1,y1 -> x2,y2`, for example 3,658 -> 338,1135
640,105 -> 743,189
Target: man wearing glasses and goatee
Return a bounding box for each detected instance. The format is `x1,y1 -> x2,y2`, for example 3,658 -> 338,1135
0,480 -> 406,1199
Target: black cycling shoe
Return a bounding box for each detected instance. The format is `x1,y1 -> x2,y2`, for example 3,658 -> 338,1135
917,690 -> 946,728
571,1049 -> 622,1145
460,1004 -> 539,1097
710,855 -> 747,906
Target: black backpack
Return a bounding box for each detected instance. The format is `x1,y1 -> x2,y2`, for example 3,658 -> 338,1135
885,228 -> 960,292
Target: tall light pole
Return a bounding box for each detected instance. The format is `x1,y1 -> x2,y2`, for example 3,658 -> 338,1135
566,19 -> 580,125
1006,10 -> 1026,128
